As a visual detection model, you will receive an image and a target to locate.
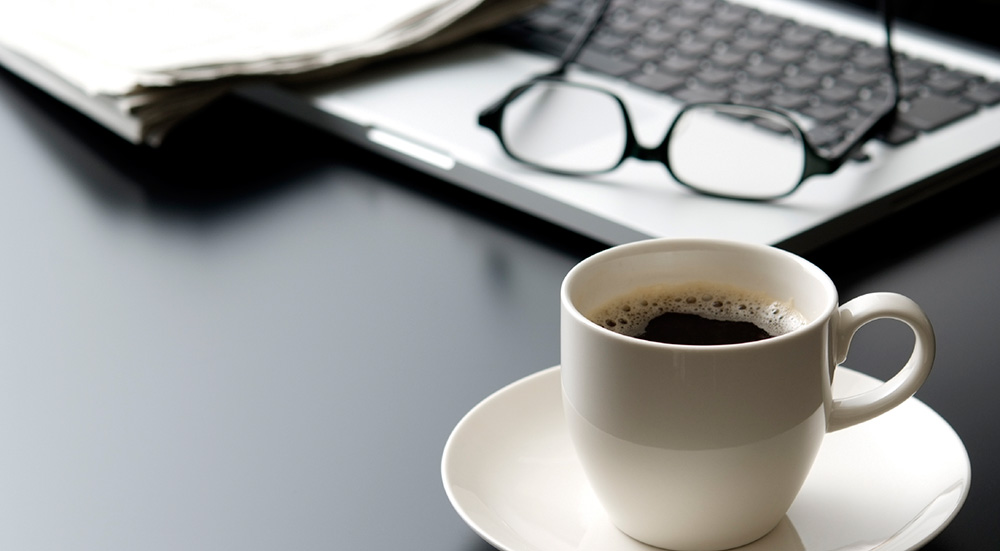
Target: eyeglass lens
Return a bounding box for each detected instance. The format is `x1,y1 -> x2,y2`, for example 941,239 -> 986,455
501,81 -> 628,173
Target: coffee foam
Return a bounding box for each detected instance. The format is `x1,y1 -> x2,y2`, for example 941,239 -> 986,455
587,282 -> 806,338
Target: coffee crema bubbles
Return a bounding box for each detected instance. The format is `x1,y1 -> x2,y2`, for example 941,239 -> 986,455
586,282 -> 807,345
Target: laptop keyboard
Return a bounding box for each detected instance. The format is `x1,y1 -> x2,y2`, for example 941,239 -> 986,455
495,0 -> 1000,150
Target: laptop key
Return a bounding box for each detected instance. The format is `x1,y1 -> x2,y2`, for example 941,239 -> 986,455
805,125 -> 845,149
730,78 -> 773,99
627,41 -> 667,61
964,82 -> 1000,106
768,91 -> 811,110
577,48 -> 642,77
817,84 -> 861,104
590,31 -> 630,51
744,13 -> 788,37
742,60 -> 784,80
780,24 -> 825,47
729,34 -> 771,53
661,54 -> 701,75
897,94 -> 978,131
674,83 -> 731,103
767,44 -> 808,64
781,72 -> 822,92
629,70 -> 687,92
815,36 -> 862,59
925,71 -> 977,95
803,102 -> 849,124
696,66 -> 738,86
880,123 -> 920,145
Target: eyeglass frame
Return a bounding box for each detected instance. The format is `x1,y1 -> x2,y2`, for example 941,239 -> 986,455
478,0 -> 901,201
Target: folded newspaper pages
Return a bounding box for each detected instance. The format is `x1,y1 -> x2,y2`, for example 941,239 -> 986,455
0,0 -> 540,145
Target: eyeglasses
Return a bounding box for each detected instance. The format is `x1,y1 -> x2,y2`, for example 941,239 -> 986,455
478,0 -> 901,201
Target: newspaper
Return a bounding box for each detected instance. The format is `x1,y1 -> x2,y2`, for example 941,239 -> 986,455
0,0 -> 540,145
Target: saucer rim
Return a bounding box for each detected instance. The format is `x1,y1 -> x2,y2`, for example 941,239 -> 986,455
442,365 -> 971,551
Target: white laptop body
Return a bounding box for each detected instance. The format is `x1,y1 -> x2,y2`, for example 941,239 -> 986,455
241,0 -> 1000,251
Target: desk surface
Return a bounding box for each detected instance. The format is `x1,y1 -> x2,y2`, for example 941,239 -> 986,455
1,66 -> 997,550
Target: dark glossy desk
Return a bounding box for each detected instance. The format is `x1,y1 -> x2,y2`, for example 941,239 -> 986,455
0,66 -> 997,550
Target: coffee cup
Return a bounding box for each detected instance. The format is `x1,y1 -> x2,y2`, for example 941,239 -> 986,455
560,238 -> 934,551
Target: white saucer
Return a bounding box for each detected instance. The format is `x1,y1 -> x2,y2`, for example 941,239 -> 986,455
442,366 -> 970,551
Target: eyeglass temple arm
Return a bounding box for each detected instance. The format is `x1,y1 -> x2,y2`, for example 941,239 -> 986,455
805,0 -> 900,178
479,0 -> 612,124
552,0 -> 613,76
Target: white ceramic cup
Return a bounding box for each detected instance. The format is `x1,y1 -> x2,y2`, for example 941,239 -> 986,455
560,238 -> 934,551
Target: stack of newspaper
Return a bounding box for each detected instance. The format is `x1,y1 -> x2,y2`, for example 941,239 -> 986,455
0,0 -> 540,145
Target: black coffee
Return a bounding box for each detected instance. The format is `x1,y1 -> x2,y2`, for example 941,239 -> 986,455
587,283 -> 806,345
637,311 -> 771,345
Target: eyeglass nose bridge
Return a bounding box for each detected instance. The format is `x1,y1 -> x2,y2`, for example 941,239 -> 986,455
624,132 -> 673,172
623,133 -> 701,196
632,142 -> 664,162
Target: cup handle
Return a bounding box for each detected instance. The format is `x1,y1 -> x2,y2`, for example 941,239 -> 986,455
828,292 -> 935,432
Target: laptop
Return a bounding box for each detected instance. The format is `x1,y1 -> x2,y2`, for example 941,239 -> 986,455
240,0 -> 1000,252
